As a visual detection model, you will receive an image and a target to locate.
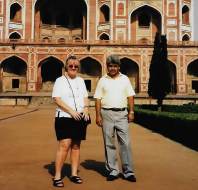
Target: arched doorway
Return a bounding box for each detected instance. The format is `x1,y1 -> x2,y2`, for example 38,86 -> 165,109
9,32 -> 21,40
120,58 -> 139,93
182,34 -> 190,41
10,3 -> 22,23
168,60 -> 177,94
187,60 -> 198,94
34,0 -> 87,41
99,4 -> 110,24
182,5 -> 190,25
0,56 -> 27,92
130,5 -> 162,43
99,33 -> 110,40
38,57 -> 64,91
80,57 -> 102,93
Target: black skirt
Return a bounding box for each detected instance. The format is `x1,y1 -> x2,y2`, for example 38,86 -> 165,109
54,117 -> 88,141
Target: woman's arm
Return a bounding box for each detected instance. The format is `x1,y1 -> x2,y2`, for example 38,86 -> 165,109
53,97 -> 82,120
82,97 -> 90,120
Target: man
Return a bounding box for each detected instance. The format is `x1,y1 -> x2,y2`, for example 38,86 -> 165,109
94,55 -> 136,182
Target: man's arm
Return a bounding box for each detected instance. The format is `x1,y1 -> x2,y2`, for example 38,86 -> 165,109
127,96 -> 134,122
95,98 -> 103,127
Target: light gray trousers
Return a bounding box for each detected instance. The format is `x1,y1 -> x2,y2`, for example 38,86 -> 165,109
101,109 -> 135,177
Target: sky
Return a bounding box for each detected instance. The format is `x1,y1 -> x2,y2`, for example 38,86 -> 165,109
193,0 -> 198,40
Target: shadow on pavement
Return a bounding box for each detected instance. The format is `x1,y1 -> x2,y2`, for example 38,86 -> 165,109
81,159 -> 108,177
44,162 -> 71,179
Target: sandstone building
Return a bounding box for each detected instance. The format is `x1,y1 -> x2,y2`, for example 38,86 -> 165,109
0,0 -> 197,103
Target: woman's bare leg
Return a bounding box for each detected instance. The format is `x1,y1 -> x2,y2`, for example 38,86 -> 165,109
54,139 -> 71,179
70,140 -> 81,176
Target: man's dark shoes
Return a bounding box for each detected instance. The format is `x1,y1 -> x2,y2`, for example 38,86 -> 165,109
123,174 -> 136,182
107,174 -> 119,181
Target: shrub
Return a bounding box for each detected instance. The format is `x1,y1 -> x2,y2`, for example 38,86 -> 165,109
134,105 -> 198,151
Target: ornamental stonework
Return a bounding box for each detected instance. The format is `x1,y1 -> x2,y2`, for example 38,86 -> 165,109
0,0 -> 197,96
10,0 -> 24,5
185,55 -> 198,66
129,0 -> 162,13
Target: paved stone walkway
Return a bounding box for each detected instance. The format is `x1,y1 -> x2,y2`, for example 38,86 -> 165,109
0,106 -> 197,190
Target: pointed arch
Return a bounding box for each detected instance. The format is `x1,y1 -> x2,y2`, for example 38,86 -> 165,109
120,57 -> 139,93
9,31 -> 22,40
187,60 -> 198,77
0,56 -> 27,75
37,56 -> 64,91
80,56 -> 102,76
57,38 -> 66,43
99,32 -> 110,40
130,4 -> 162,15
0,55 -> 27,65
129,5 -> 162,42
42,37 -> 51,42
10,2 -> 22,23
37,55 -> 64,66
99,4 -> 110,23
182,34 -> 190,41
79,56 -> 102,92
182,5 -> 190,25
0,56 -> 27,92
187,59 -> 198,94
41,58 -> 64,82
168,60 -> 177,94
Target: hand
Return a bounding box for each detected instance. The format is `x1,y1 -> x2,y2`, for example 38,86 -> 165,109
128,112 -> 134,123
82,113 -> 90,121
69,110 -> 82,120
82,107 -> 89,121
96,114 -> 103,127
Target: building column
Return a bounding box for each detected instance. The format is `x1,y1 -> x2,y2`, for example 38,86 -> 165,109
139,49 -> 149,94
177,50 -> 187,94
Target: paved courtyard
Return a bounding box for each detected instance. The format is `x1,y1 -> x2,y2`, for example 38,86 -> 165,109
0,106 -> 197,190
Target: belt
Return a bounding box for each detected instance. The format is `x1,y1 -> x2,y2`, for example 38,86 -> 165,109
102,108 -> 126,111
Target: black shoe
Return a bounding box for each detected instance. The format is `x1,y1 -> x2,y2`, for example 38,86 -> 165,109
107,174 -> 119,181
53,178 -> 64,187
69,176 -> 83,184
123,175 -> 136,182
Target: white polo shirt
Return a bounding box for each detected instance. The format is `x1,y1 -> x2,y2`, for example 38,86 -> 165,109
94,73 -> 135,108
52,75 -> 88,117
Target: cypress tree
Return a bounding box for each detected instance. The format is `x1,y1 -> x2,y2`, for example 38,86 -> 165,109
148,33 -> 171,111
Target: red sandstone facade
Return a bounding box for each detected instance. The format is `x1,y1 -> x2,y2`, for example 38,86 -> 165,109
0,0 -> 197,96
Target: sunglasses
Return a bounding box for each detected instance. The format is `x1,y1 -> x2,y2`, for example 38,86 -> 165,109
107,64 -> 119,68
68,64 -> 79,69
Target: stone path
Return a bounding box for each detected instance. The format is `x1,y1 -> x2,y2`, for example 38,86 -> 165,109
0,106 -> 197,190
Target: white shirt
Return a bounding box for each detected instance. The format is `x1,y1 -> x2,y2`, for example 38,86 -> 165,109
52,75 -> 88,117
94,73 -> 135,108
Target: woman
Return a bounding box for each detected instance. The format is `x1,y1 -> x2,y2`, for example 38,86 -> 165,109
52,55 -> 89,187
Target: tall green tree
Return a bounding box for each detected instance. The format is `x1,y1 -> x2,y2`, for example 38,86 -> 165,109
148,33 -> 171,111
